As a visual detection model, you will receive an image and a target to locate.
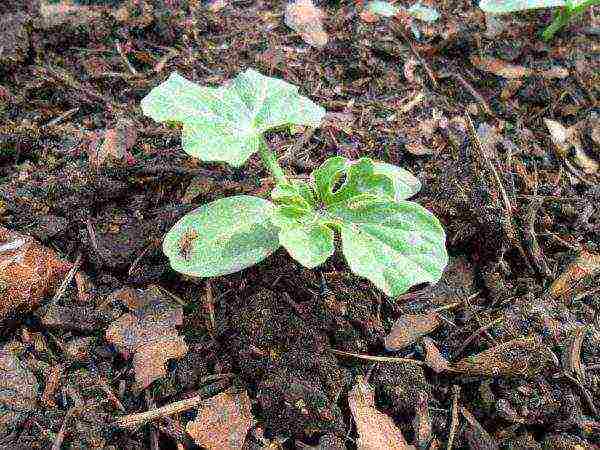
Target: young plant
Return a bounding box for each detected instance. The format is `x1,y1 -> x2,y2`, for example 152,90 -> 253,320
479,0 -> 599,41
141,69 -> 448,297
365,0 -> 441,22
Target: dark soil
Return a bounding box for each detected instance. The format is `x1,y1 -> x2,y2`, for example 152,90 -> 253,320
1,0 -> 599,448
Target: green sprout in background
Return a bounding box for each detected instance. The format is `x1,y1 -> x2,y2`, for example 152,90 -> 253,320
479,0 -> 599,41
365,0 -> 441,22
140,69 -> 448,297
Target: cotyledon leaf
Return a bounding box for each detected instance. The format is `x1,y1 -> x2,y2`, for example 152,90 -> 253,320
330,197 -> 448,297
479,0 -> 566,13
162,195 -> 280,277
141,69 -> 326,167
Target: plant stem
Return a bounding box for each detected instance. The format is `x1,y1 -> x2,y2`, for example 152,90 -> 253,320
542,8 -> 570,41
258,138 -> 286,185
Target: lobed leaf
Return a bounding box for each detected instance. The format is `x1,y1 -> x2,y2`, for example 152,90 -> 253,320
313,157 -> 421,205
141,69 -> 325,167
162,195 -> 280,277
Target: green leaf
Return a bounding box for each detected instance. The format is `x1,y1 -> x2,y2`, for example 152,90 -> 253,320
141,69 -> 326,167
271,181 -> 316,210
162,195 -> 280,277
366,0 -> 400,16
278,222 -> 335,268
407,3 -> 440,22
329,198 -> 448,297
373,161 -> 422,201
479,0 -> 565,13
327,158 -> 395,205
313,157 -> 419,204
271,181 -> 334,268
313,156 -> 348,205
270,157 -> 447,295
366,1 -> 440,22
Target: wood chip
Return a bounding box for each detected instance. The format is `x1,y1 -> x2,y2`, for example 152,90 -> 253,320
422,337 -> 452,373
285,0 -> 328,48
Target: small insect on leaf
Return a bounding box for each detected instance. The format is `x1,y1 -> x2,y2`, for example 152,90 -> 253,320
179,228 -> 199,260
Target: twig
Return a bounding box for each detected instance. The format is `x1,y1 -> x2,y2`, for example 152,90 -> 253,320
465,114 -> 533,272
563,373 -> 598,417
114,378 -> 232,429
51,408 -> 79,450
448,72 -> 493,115
523,197 -> 552,278
43,108 -> 79,128
51,252 -> 82,305
452,317 -> 502,360
395,27 -> 438,89
330,348 -> 424,365
116,42 -> 138,76
446,385 -> 460,450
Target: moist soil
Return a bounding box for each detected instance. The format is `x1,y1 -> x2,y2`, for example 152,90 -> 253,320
1,0 -> 600,448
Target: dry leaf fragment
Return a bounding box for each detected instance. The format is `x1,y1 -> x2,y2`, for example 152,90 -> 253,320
544,118 -> 575,156
452,336 -> 557,378
422,337 -> 452,373
470,56 -> 533,79
285,0 -> 328,48
88,119 -> 138,169
186,390 -> 255,450
539,65 -> 569,79
563,326 -> 587,383
40,0 -> 103,28
348,376 -> 409,450
384,312 -> 440,351
545,118 -> 598,174
548,250 -> 600,300
105,287 -> 187,390
0,226 -> 72,319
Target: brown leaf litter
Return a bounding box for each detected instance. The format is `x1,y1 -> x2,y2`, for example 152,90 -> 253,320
285,0 -> 328,48
105,286 -> 188,391
384,312 -> 440,351
452,336 -> 558,378
548,250 -> 600,301
348,376 -> 411,450
0,226 -> 72,319
87,118 -> 138,169
186,389 -> 255,450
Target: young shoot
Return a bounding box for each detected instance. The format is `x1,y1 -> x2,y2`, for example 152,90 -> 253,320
479,0 -> 599,41
141,69 -> 448,297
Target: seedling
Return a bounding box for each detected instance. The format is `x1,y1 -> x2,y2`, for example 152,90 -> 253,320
365,0 -> 441,22
141,69 -> 448,297
479,0 -> 599,41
